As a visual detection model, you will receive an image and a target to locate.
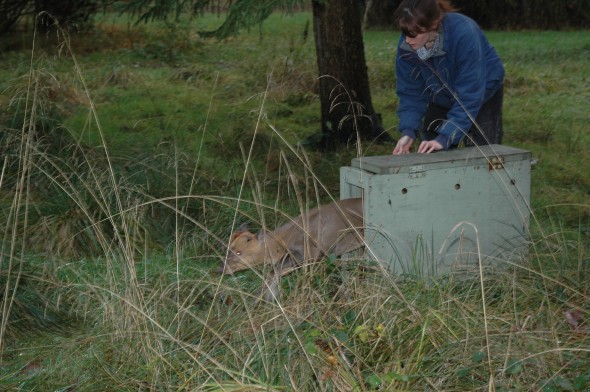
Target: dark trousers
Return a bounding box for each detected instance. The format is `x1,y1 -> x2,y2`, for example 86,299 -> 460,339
420,85 -> 504,147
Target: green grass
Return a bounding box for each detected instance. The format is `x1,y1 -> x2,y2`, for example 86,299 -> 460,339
0,12 -> 589,391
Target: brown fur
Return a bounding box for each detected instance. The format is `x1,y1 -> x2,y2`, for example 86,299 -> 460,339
221,198 -> 364,300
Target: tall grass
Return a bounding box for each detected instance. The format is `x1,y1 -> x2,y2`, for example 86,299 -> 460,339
0,13 -> 588,391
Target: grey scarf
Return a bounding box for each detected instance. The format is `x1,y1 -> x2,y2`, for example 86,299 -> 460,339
416,32 -> 442,60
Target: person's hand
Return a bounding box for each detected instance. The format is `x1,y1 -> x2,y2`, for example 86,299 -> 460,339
393,135 -> 413,155
417,140 -> 443,153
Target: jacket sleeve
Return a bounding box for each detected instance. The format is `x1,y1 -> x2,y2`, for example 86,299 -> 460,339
434,23 -> 487,148
395,48 -> 429,140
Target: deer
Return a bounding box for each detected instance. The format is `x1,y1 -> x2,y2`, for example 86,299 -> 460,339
220,198 -> 364,301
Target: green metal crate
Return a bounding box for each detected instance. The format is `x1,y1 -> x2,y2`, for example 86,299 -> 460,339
340,145 -> 532,275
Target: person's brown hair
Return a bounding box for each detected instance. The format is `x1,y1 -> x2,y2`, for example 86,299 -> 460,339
396,0 -> 457,37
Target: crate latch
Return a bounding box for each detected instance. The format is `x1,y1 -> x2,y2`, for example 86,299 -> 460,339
409,165 -> 426,179
488,156 -> 505,171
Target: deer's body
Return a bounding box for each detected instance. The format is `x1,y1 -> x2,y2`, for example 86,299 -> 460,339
221,198 -> 364,300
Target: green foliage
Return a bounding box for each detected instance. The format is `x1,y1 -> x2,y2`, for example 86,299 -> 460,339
0,257 -> 74,340
120,0 -> 305,39
117,0 -> 188,24
0,0 -> 114,34
198,0 -> 305,39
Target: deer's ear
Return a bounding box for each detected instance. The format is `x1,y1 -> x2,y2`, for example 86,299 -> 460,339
231,222 -> 251,241
256,231 -> 266,241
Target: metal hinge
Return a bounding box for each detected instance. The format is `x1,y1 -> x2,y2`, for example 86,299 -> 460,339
409,165 -> 426,179
488,157 -> 505,170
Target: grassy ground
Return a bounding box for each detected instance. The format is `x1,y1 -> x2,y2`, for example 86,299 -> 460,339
0,12 -> 589,391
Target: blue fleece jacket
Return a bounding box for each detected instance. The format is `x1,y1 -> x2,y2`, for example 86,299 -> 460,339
395,12 -> 505,149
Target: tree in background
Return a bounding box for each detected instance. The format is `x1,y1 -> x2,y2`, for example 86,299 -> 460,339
308,0 -> 390,150
124,0 -> 389,151
0,0 -> 113,34
364,0 -> 590,30
0,0 -> 28,34
35,0 -> 104,31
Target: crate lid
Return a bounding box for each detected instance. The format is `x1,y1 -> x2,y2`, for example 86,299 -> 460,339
351,144 -> 531,174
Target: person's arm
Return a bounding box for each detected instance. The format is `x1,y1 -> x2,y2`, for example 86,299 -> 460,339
433,24 -> 487,148
395,45 -> 429,146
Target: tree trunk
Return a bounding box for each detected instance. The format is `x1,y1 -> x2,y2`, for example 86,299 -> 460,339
309,0 -> 391,151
